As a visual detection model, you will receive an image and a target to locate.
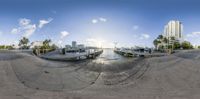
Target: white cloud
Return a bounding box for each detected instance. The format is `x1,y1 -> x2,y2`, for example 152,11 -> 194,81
0,31 -> 2,35
22,24 -> 36,38
92,19 -> 98,24
186,32 -> 200,38
92,17 -> 107,24
60,31 -> 69,39
0,31 -> 2,37
56,31 -> 70,46
140,33 -> 150,39
19,18 -> 31,26
186,34 -> 193,38
185,32 -> 200,45
11,17 -> 53,38
86,38 -> 96,42
38,18 -> 53,28
86,38 -> 106,47
86,38 -> 105,43
99,17 -> 107,22
143,34 -> 150,39
11,28 -> 19,34
58,40 -> 63,44
193,32 -> 200,35
11,18 -> 37,38
132,25 -> 139,30
132,33 -> 150,41
130,33 -> 152,47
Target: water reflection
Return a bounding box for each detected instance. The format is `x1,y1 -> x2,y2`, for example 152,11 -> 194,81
93,48 -> 130,64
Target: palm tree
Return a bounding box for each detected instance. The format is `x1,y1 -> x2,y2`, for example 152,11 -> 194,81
157,35 -> 163,40
153,35 -> 164,49
19,37 -> 29,49
153,39 -> 160,49
169,36 -> 176,50
42,39 -> 51,49
163,37 -> 168,43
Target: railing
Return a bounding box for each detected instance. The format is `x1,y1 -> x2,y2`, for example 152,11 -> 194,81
114,49 -> 151,57
40,49 -> 103,61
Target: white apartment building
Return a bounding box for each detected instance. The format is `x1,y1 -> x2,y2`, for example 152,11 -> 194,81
163,20 -> 183,40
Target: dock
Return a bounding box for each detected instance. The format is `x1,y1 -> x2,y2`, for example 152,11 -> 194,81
40,49 -> 103,61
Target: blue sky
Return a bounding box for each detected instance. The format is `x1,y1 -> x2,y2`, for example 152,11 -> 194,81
1,0 -> 200,48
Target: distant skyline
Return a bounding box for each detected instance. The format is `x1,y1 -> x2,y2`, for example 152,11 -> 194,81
1,0 -> 200,48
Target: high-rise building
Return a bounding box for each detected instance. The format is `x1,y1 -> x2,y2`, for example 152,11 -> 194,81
163,20 -> 183,40
72,41 -> 77,48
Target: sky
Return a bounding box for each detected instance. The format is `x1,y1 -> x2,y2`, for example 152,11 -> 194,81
1,0 -> 200,48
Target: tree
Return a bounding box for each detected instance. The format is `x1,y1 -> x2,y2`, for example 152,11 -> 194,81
32,39 -> 58,55
163,37 -> 168,44
170,36 -> 175,41
153,35 -> 165,50
181,41 -> 193,49
174,42 -> 181,49
158,45 -> 164,50
42,39 -> 51,49
0,45 -> 13,49
51,44 -> 58,50
169,36 -> 176,50
19,37 -> 29,49
153,39 -> 159,49
157,35 -> 163,40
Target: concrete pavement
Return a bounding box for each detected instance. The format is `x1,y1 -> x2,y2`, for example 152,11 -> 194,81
1,50 -> 200,99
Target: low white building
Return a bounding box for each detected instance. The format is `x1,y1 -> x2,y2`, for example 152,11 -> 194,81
30,41 -> 43,48
77,44 -> 84,49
